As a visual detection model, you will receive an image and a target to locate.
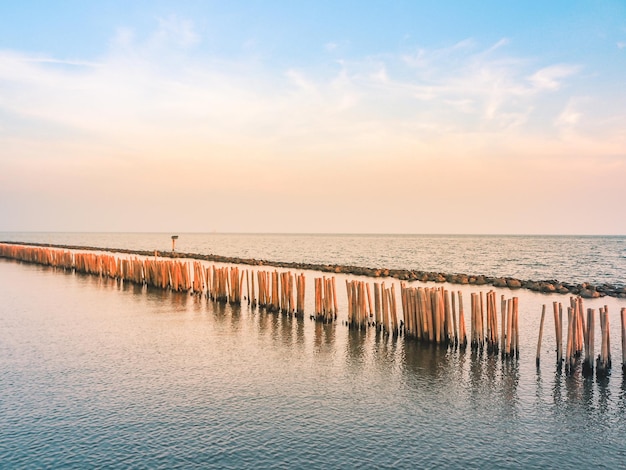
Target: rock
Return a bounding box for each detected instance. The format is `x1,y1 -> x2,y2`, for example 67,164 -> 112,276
523,281 -> 540,291
580,288 -> 600,299
541,283 -> 556,293
506,278 -> 522,288
493,278 -> 507,288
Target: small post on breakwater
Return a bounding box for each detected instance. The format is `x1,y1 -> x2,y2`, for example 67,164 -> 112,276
171,235 -> 178,252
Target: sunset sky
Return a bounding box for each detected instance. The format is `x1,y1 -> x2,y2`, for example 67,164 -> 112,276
1,1 -> 625,234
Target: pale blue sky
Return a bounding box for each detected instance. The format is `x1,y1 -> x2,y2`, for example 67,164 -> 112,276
1,1 -> 625,233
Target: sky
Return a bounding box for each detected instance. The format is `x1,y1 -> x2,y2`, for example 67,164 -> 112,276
0,1 -> 625,234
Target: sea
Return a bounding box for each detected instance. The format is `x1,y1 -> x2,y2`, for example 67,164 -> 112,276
1,233 -> 626,469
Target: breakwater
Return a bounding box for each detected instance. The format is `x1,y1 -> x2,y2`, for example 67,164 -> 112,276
1,240 -> 624,298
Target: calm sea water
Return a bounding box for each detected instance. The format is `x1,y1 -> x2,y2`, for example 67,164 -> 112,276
2,233 -> 626,468
2,232 -> 625,286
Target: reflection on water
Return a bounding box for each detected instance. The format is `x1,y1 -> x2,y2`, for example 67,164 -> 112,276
2,259 -> 626,469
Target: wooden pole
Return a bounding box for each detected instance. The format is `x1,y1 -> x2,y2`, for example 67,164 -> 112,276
622,308 -> 626,373
505,298 -> 512,357
583,308 -> 595,376
390,284 -> 398,334
553,302 -> 561,366
451,291 -> 458,347
366,283 -> 373,320
382,283 -> 389,333
444,290 -> 453,345
374,283 -> 381,329
458,291 -> 467,349
536,304 -> 546,366
566,307 -> 573,373
513,297 -> 519,358
500,295 -> 506,357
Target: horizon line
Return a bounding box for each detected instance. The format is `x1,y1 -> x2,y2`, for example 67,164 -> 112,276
1,231 -> 624,237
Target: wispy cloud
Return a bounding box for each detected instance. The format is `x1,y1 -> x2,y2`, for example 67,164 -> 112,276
17,57 -> 102,67
0,24 -> 618,166
555,99 -> 584,128
528,64 -> 580,91
153,15 -> 200,47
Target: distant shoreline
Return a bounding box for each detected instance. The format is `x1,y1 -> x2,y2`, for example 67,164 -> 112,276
2,240 -> 625,299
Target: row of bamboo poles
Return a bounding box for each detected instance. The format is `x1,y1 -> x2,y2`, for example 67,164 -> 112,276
315,276 -> 338,322
536,297 -> 626,377
342,279 -> 519,357
0,243 -> 304,308
252,270 -> 306,315
401,286 -> 518,356
346,280 -> 399,332
8,243 -> 626,371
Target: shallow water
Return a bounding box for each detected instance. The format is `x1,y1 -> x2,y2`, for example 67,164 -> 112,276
2,258 -> 626,469
2,232 -> 625,287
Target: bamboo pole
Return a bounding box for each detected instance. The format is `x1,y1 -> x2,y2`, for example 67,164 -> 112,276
415,288 -> 422,338
536,305 -> 546,366
451,291 -> 458,347
379,283 -> 385,331
444,290 -> 452,345
392,284 -> 399,334
412,289 -> 420,339
566,307 -> 573,372
499,295 -> 505,357
458,291 -> 467,349
622,308 -> 626,373
374,283 -> 381,329
401,284 -> 409,334
505,298 -> 512,357
434,290 -> 442,344
366,283 -> 373,320
244,269 -> 249,304
332,277 -> 338,320
553,302 -> 562,366
470,293 -> 477,350
583,308 -> 594,376
605,305 -> 611,364
597,308 -> 610,377
511,297 -> 519,358
479,291 -> 485,349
